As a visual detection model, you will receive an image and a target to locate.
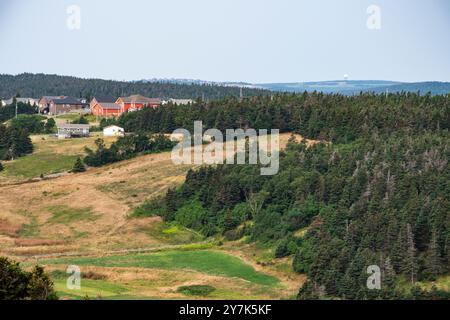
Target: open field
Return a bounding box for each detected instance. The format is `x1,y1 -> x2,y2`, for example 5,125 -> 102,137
0,132 -> 116,183
41,250 -> 280,286
37,249 -> 295,300
0,132 -> 308,299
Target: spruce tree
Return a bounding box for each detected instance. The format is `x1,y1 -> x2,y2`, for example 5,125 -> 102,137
71,157 -> 86,173
423,229 -> 443,280
404,223 -> 419,284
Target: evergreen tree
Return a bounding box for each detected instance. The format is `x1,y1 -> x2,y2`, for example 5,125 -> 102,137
404,223 -> 419,284
71,157 -> 86,173
423,229 -> 443,280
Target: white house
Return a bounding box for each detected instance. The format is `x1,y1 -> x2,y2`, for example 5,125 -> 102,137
57,124 -> 90,139
103,125 -> 125,137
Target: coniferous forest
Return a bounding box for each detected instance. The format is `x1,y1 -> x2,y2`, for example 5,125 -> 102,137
130,92 -> 450,299
0,73 -> 268,100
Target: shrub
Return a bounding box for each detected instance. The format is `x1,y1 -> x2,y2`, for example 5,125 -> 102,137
224,227 -> 245,241
44,118 -> 56,133
0,257 -> 57,300
177,285 -> 216,296
10,114 -> 45,134
71,115 -> 89,124
175,199 -> 206,230
131,196 -> 166,218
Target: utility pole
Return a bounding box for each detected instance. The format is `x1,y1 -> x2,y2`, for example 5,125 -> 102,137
239,87 -> 243,102
15,101 -> 18,118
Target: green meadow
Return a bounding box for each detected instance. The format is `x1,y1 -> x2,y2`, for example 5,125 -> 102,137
43,250 -> 279,287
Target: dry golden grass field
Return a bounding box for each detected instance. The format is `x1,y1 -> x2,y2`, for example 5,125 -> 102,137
0,132 -> 312,299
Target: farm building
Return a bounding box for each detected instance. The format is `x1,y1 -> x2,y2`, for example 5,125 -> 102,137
103,125 -> 124,137
91,96 -> 121,117
38,96 -> 66,113
91,95 -> 160,116
57,124 -> 90,139
90,96 -> 116,109
91,102 -> 122,117
116,94 -> 161,113
49,97 -> 89,115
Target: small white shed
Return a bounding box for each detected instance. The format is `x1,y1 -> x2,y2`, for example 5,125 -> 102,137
103,125 -> 125,137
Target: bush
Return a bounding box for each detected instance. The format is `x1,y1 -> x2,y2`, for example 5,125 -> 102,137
131,196 -> 166,218
71,115 -> 89,124
175,199 -> 206,230
10,114 -> 46,134
0,257 -> 57,300
275,239 -> 298,258
44,118 -> 56,133
223,226 -> 245,241
177,285 -> 216,296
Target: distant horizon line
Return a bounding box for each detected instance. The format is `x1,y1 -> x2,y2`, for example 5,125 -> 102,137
2,72 -> 450,85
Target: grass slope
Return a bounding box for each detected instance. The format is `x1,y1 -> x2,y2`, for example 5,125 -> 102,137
43,250 -> 279,287
1,133 -> 116,181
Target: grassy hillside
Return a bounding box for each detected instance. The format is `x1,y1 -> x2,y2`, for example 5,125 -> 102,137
0,133 -> 116,182
0,133 -> 302,300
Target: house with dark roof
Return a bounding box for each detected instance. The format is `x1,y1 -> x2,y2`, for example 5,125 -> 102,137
48,97 -> 89,115
38,96 -> 66,113
116,94 -> 161,113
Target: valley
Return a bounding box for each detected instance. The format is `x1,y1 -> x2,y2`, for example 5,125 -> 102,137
0,132 -> 305,299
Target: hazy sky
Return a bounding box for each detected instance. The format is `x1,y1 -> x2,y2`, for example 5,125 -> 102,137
0,0 -> 449,82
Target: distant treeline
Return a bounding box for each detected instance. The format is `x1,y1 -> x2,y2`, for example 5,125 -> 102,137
110,91 -> 449,142
0,73 -> 268,100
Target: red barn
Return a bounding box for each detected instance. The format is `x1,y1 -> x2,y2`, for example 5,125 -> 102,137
90,96 -> 121,117
116,94 -> 161,113
91,102 -> 122,117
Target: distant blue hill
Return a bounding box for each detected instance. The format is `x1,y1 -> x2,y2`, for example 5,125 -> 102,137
256,80 -> 399,94
371,82 -> 450,95
255,80 -> 450,95
142,78 -> 450,95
